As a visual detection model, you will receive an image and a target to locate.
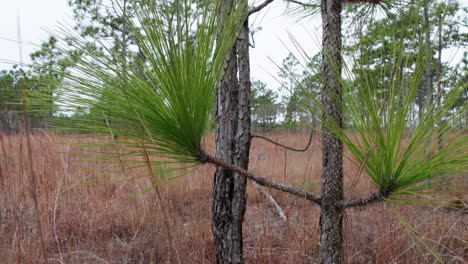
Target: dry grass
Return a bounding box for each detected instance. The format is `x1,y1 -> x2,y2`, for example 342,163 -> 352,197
0,131 -> 466,263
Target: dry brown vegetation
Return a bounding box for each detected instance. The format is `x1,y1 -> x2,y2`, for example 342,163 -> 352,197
0,131 -> 466,263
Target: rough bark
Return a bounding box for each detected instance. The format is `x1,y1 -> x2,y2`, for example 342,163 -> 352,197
211,0 -> 250,262
319,0 -> 344,263
236,10 -> 251,185
212,44 -> 244,264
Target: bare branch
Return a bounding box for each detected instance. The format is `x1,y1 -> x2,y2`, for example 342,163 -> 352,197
340,179 -> 397,208
338,190 -> 385,209
287,0 -> 382,6
286,0 -> 315,7
249,0 -> 275,16
343,0 -> 383,3
199,151 -> 322,205
251,131 -> 314,152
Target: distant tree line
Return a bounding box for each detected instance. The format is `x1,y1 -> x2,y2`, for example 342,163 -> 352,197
1,0 -> 465,134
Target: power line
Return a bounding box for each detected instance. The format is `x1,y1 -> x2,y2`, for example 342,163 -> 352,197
0,58 -> 30,67
0,36 -> 40,47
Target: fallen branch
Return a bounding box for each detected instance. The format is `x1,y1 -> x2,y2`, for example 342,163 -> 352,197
256,185 -> 288,221
250,139 -> 287,221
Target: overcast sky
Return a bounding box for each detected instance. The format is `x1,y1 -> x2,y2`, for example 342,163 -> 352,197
0,0 -> 466,91
0,0 -> 71,66
0,0 -> 322,90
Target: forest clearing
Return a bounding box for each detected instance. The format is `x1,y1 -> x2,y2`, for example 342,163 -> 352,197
1,0 -> 467,263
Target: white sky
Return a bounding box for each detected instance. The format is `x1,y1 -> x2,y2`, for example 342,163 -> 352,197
0,0 -> 320,91
0,0 -> 466,91
0,0 -> 72,66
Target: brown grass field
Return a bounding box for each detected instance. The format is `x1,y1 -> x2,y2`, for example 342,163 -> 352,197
0,131 -> 466,263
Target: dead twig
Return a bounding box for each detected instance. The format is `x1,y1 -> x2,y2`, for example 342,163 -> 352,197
251,131 -> 314,152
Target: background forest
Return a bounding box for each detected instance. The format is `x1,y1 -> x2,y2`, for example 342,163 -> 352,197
0,0 -> 466,133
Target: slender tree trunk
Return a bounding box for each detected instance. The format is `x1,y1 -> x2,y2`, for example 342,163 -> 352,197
236,15 -> 251,187
417,0 -> 433,120
424,0 -> 433,110
212,0 -> 250,262
319,0 -> 344,263
436,11 -> 443,150
423,0 -> 433,154
212,44 -> 242,264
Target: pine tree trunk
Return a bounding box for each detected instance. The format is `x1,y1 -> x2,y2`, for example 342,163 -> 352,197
212,1 -> 251,262
424,0 -> 433,110
436,11 -> 443,149
236,17 -> 251,180
319,0 -> 344,263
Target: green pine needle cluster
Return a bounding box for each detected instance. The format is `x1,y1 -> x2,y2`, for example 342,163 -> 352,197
301,38 -> 467,204
51,0 -> 247,184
